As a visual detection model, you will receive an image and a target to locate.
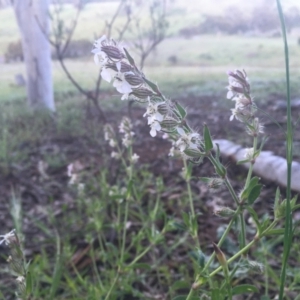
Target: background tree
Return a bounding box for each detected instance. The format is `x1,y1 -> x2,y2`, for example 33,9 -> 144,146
13,0 -> 55,111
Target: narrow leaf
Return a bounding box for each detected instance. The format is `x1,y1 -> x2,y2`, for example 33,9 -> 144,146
123,47 -> 135,66
198,177 -> 211,183
143,77 -> 160,94
237,159 -> 250,165
175,102 -> 187,119
211,288 -> 221,300
26,271 -> 33,295
264,229 -> 285,236
248,184 -> 263,204
203,124 -> 213,151
247,206 -> 261,232
232,284 -> 258,295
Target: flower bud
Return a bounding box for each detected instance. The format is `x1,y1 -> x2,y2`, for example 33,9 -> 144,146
131,87 -> 153,99
101,45 -> 125,60
214,207 -> 235,218
106,61 -> 133,73
124,73 -> 143,86
183,147 -> 203,158
207,178 -> 224,189
247,260 -> 264,273
7,254 -> 24,275
16,276 -> 26,297
227,69 -> 250,94
213,243 -> 227,268
160,117 -> 179,131
246,117 -> 264,136
156,103 -> 169,115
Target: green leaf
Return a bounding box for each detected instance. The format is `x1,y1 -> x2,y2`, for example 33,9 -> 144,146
215,143 -> 221,160
26,271 -> 33,295
274,187 -> 281,206
241,177 -> 259,200
127,263 -> 151,270
247,206 -> 261,232
237,159 -> 250,165
260,296 -> 271,300
203,124 -> 213,152
264,228 -> 285,236
172,221 -> 186,231
172,296 -> 191,300
198,177 -> 211,183
123,47 -> 135,66
143,77 -> 160,94
171,280 -> 190,290
175,102 -> 187,119
232,284 -> 258,295
248,184 -> 263,204
182,211 -> 190,228
196,249 -> 206,268
248,177 -> 260,191
126,179 -> 133,198
211,288 -> 222,300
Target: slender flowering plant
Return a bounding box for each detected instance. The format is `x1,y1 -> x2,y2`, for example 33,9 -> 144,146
0,229 -> 32,299
93,35 -> 206,164
92,36 -> 297,299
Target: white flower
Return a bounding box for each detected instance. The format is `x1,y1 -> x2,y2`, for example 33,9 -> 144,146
78,183 -> 85,195
92,35 -> 108,65
244,147 -> 254,160
175,127 -> 200,152
233,95 -> 252,109
143,101 -> 164,124
101,67 -> 118,83
113,72 -> 133,94
0,229 -> 16,246
149,120 -> 161,137
162,133 -> 169,139
169,146 -> 175,156
229,107 -> 251,122
122,133 -> 133,148
16,276 -> 25,284
131,153 -> 140,163
121,93 -> 130,101
109,139 -> 117,148
229,108 -> 238,121
111,151 -> 121,159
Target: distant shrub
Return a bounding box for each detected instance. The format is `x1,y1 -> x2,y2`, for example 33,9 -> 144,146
179,3 -> 300,36
52,39 -> 92,60
4,39 -> 92,63
4,40 -> 23,63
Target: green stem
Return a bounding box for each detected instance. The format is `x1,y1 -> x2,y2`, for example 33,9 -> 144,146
203,221 -> 277,282
104,268 -> 120,300
223,177 -> 240,206
223,175 -> 246,250
120,199 -> 129,264
276,1 -> 293,299
183,159 -> 195,217
208,239 -> 256,278
202,208 -> 241,273
245,136 -> 258,187
183,159 -> 200,249
186,208 -> 242,300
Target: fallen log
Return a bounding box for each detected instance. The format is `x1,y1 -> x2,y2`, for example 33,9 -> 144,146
214,139 -> 300,193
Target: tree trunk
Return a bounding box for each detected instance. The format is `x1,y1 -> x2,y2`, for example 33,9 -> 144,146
13,0 -> 55,111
